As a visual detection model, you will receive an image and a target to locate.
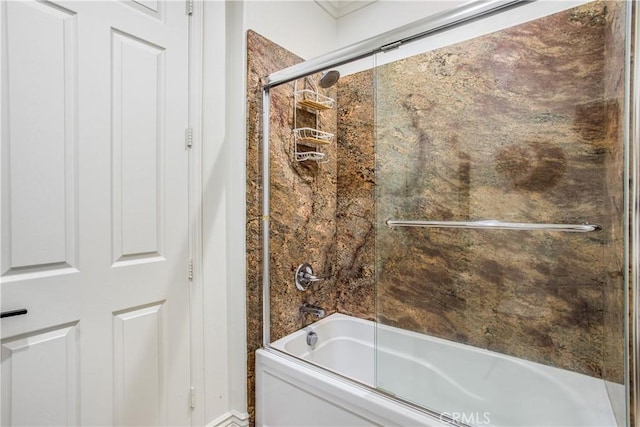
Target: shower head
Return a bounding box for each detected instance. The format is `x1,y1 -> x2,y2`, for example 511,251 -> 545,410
318,70 -> 340,88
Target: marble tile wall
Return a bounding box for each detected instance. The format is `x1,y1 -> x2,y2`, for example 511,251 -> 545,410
601,2 -> 628,425
246,30 -> 341,424
374,1 -> 624,378
245,30 -> 303,424
376,3 -> 621,377
246,32 -> 377,425
335,70 -> 376,319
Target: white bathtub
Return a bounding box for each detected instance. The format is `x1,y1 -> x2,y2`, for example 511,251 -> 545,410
256,313 -> 620,427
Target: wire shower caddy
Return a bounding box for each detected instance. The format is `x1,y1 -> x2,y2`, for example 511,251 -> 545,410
292,78 -> 335,163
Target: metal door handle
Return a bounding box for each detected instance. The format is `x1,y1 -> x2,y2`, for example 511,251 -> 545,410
1,309 -> 28,319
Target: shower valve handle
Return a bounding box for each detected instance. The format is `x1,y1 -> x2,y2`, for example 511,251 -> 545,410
295,263 -> 327,291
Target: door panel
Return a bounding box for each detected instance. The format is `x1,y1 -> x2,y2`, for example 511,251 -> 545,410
111,29 -> 166,264
1,1 -> 190,425
1,323 -> 79,426
124,0 -> 165,22
113,303 -> 166,426
2,0 -> 78,278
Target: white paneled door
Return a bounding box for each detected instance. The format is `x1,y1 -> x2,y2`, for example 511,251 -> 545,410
1,1 -> 191,425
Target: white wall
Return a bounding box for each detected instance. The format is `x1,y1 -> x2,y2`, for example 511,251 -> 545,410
245,1 -> 337,60
201,1 -> 236,425
336,0 -> 465,48
201,1 -> 336,426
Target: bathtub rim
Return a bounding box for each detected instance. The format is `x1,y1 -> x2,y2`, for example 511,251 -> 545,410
261,342 -> 472,427
266,313 -> 620,427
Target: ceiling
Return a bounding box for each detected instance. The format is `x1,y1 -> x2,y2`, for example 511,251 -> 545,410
314,0 -> 378,19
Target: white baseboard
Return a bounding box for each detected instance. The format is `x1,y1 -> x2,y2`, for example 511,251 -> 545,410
207,410 -> 250,427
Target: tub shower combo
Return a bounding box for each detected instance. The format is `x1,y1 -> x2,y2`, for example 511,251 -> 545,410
251,1 -> 639,426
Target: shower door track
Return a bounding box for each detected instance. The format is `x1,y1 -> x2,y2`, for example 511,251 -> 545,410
263,0 -> 528,89
386,219 -> 601,233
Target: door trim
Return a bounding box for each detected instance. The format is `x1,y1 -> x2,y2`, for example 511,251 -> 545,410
188,1 -> 205,425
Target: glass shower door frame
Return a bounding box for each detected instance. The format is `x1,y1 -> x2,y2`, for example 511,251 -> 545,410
631,1 -> 640,422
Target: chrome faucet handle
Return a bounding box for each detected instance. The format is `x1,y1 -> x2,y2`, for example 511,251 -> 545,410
295,263 -> 327,291
305,272 -> 327,282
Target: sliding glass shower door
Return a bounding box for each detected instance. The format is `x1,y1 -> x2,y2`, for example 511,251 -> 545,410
374,2 -> 630,425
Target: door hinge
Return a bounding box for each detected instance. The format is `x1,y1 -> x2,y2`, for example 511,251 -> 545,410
189,386 -> 196,409
185,126 -> 193,149
186,0 -> 193,16
188,258 -> 193,280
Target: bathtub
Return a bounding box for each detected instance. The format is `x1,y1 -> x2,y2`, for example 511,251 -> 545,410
256,313 -> 620,427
